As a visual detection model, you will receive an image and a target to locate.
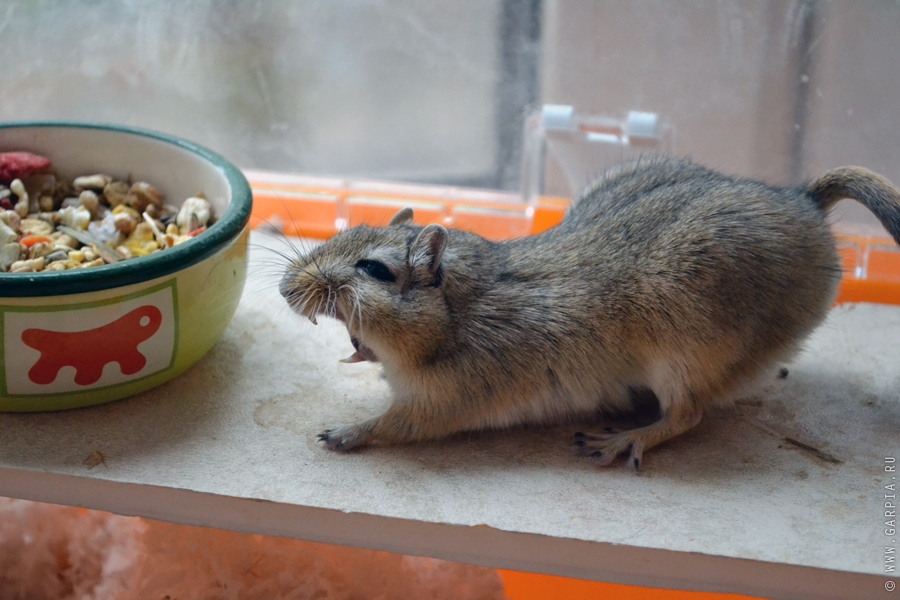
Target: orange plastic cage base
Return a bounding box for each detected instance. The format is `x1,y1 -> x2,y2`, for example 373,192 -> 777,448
498,570 -> 763,600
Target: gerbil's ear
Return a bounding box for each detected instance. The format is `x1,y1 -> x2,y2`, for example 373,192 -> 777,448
410,224 -> 448,276
389,207 -> 414,226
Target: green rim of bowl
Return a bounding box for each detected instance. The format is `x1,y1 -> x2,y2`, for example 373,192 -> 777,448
0,121 -> 252,297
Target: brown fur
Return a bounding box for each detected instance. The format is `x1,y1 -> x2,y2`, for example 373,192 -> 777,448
280,156 -> 900,470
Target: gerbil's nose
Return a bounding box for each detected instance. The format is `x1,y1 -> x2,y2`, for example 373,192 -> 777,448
278,272 -> 295,300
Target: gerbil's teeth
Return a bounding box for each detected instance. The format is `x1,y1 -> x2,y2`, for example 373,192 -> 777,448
340,352 -> 365,364
308,314 -> 318,325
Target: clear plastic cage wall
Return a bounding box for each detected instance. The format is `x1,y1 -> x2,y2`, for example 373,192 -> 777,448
3,1 -> 899,234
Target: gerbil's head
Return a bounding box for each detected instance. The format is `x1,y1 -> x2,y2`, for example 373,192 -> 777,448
279,208 -> 452,366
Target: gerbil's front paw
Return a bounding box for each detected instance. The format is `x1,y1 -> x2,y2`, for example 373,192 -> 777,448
573,429 -> 645,471
318,425 -> 370,452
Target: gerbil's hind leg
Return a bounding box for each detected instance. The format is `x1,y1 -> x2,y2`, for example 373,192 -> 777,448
574,391 -> 704,471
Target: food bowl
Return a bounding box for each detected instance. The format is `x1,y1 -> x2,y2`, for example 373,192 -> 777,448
0,122 -> 252,411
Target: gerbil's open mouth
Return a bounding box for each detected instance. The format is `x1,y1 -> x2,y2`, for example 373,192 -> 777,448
342,334 -> 379,364
334,308 -> 379,364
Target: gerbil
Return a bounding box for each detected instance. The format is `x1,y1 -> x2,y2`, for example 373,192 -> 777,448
279,156 -> 900,470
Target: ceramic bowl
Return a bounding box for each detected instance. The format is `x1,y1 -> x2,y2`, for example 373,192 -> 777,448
0,122 -> 251,411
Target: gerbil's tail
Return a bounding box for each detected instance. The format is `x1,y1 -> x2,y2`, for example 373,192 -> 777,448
807,166 -> 900,245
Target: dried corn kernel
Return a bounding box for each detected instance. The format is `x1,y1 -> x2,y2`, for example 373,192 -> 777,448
10,256 -> 45,272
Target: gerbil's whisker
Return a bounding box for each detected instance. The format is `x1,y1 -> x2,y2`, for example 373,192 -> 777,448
251,224 -> 325,286
296,287 -> 319,316
326,287 -> 337,319
340,285 -> 354,330
284,283 -> 315,319
353,288 -> 364,332
252,214 -> 307,263
305,295 -> 320,324
357,292 -> 365,332
246,241 -> 296,264
338,284 -> 364,332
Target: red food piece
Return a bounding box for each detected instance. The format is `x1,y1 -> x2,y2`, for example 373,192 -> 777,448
0,198 -> 11,211
20,235 -> 53,247
188,226 -> 207,237
0,151 -> 52,184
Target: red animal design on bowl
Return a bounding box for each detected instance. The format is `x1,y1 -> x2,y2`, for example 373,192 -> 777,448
21,305 -> 163,386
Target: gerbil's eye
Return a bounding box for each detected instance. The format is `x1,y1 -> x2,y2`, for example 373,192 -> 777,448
355,259 -> 396,282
